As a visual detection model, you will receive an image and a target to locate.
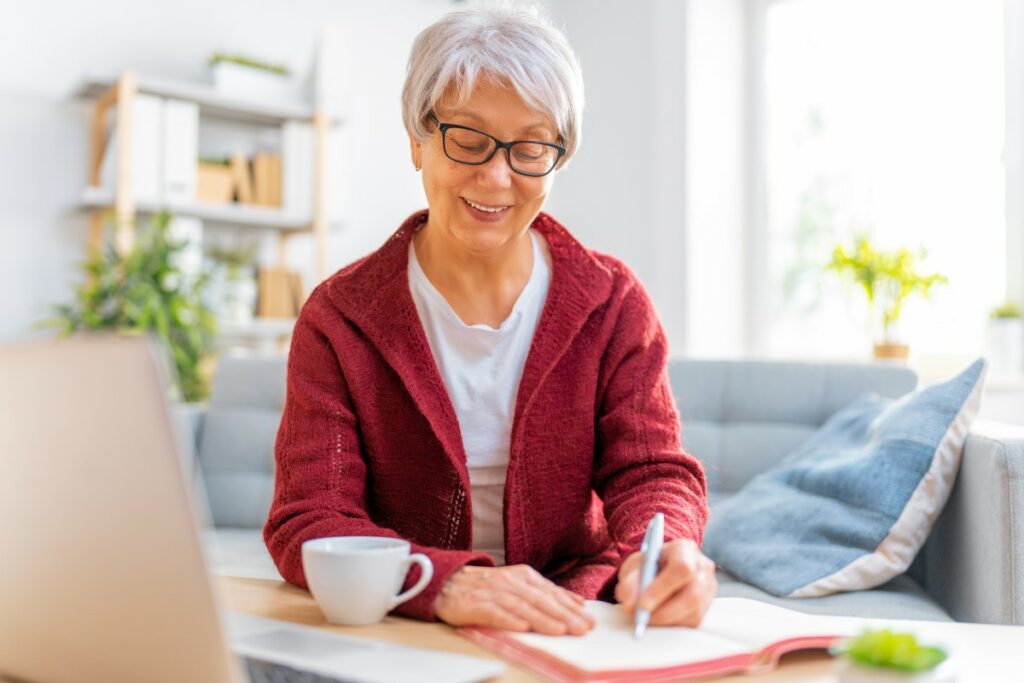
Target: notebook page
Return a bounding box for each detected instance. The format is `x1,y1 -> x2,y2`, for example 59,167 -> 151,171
506,601 -> 751,672
700,598 -> 856,650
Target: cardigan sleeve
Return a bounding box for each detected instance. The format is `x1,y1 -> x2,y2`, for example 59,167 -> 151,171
263,298 -> 495,622
591,276 -> 709,589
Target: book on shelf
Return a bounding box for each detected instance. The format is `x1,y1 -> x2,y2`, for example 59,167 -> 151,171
460,597 -> 854,683
252,152 -> 282,207
281,121 -> 313,217
257,266 -> 303,319
229,153 -> 254,204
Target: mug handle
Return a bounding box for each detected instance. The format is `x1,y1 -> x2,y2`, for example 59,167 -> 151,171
391,553 -> 433,607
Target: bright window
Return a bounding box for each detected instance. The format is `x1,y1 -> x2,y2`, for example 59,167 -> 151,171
761,0 -> 1005,368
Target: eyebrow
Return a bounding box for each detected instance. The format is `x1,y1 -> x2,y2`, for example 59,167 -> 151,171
444,110 -> 555,137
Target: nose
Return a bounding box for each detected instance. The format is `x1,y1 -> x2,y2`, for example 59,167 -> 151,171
477,147 -> 514,188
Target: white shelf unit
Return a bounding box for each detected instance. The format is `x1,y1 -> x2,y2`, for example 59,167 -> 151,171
74,69 -> 336,345
80,186 -> 314,231
74,70 -> 323,126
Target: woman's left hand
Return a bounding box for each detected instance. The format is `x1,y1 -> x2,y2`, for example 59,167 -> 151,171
614,538 -> 718,627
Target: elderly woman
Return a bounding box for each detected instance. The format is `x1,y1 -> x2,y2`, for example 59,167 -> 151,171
264,6 -> 715,635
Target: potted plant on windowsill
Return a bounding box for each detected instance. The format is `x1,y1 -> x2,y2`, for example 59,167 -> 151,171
39,211 -> 217,402
988,302 -> 1023,375
828,236 -> 947,361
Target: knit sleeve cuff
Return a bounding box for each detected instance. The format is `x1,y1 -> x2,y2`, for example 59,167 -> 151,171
390,547 -> 497,622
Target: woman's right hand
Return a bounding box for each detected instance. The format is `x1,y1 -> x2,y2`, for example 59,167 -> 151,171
433,564 -> 595,635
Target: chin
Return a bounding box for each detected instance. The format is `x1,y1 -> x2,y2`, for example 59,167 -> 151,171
450,216 -> 522,253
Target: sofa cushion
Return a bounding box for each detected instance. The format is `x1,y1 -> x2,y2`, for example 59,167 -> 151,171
714,570 -> 951,622
702,359 -> 986,599
197,354 -> 286,528
708,491 -> 950,621
670,360 -> 918,492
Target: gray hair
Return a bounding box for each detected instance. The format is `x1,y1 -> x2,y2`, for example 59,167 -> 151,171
401,3 -> 585,169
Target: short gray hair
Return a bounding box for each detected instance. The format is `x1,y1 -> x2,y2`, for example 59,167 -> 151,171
401,4 -> 585,169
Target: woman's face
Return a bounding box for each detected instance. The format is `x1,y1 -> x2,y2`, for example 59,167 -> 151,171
408,78 -> 559,255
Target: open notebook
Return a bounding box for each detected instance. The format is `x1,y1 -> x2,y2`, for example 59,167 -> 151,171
460,597 -> 856,682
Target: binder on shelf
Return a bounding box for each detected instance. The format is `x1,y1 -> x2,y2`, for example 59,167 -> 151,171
98,93 -> 164,203
282,121 -> 313,217
161,99 -> 198,203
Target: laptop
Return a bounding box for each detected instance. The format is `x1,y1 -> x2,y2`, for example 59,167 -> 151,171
0,334 -> 505,683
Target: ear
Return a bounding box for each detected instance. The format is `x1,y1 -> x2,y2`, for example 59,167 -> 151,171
407,129 -> 422,170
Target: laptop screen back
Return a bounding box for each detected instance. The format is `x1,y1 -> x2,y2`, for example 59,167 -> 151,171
0,335 -> 243,683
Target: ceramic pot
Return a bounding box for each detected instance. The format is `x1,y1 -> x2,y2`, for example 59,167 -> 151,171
873,342 -> 909,361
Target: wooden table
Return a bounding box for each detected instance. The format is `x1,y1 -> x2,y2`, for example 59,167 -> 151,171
218,577 -> 1024,682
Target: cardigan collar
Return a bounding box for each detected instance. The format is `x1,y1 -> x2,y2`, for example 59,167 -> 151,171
325,209 -> 614,486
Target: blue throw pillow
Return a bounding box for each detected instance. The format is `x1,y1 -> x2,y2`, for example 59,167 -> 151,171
702,359 -> 987,598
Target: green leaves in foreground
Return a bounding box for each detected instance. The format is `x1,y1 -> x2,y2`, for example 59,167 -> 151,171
832,629 -> 947,672
40,211 -> 216,401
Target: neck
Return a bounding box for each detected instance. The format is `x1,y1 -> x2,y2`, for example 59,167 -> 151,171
413,219 -> 535,327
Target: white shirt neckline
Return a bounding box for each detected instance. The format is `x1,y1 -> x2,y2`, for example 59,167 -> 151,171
408,231 -> 547,334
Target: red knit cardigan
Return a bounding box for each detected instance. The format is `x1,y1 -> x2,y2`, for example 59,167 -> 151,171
264,210 -> 708,621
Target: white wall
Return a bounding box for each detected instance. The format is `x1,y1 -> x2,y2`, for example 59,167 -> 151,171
0,0 -> 703,353
0,0 -> 453,343
540,0 -> 689,351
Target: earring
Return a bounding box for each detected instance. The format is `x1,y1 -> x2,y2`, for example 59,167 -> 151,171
415,164 -> 421,172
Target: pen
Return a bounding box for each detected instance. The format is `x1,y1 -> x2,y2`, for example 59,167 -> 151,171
633,512 -> 664,639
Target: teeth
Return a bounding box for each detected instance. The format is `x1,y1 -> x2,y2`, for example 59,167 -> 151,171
465,198 -> 509,213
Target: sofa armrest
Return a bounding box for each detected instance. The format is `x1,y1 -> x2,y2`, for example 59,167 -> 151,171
923,420 -> 1024,624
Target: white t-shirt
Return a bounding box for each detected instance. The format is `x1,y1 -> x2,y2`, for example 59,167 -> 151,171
407,231 -> 551,566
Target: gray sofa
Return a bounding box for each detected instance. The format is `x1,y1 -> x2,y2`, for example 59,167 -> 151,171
176,355 -> 1024,626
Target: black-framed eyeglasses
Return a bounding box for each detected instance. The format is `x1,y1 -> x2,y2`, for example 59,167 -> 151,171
427,113 -> 566,177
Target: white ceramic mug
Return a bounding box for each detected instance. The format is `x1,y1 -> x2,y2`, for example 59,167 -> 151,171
301,536 -> 433,626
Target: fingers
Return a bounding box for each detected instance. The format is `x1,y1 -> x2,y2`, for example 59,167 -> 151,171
474,602 -> 531,632
434,564 -> 595,635
638,540 -> 700,612
511,566 -> 594,635
615,541 -> 719,629
495,590 -> 574,635
648,558 -> 717,627
614,566 -> 640,611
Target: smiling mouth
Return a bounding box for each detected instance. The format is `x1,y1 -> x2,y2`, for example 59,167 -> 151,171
462,197 -> 512,213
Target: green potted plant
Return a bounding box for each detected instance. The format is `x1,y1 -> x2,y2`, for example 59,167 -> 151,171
988,301 -> 1023,375
828,235 -> 948,360
208,51 -> 296,102
40,211 -> 217,402
831,629 -> 955,682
